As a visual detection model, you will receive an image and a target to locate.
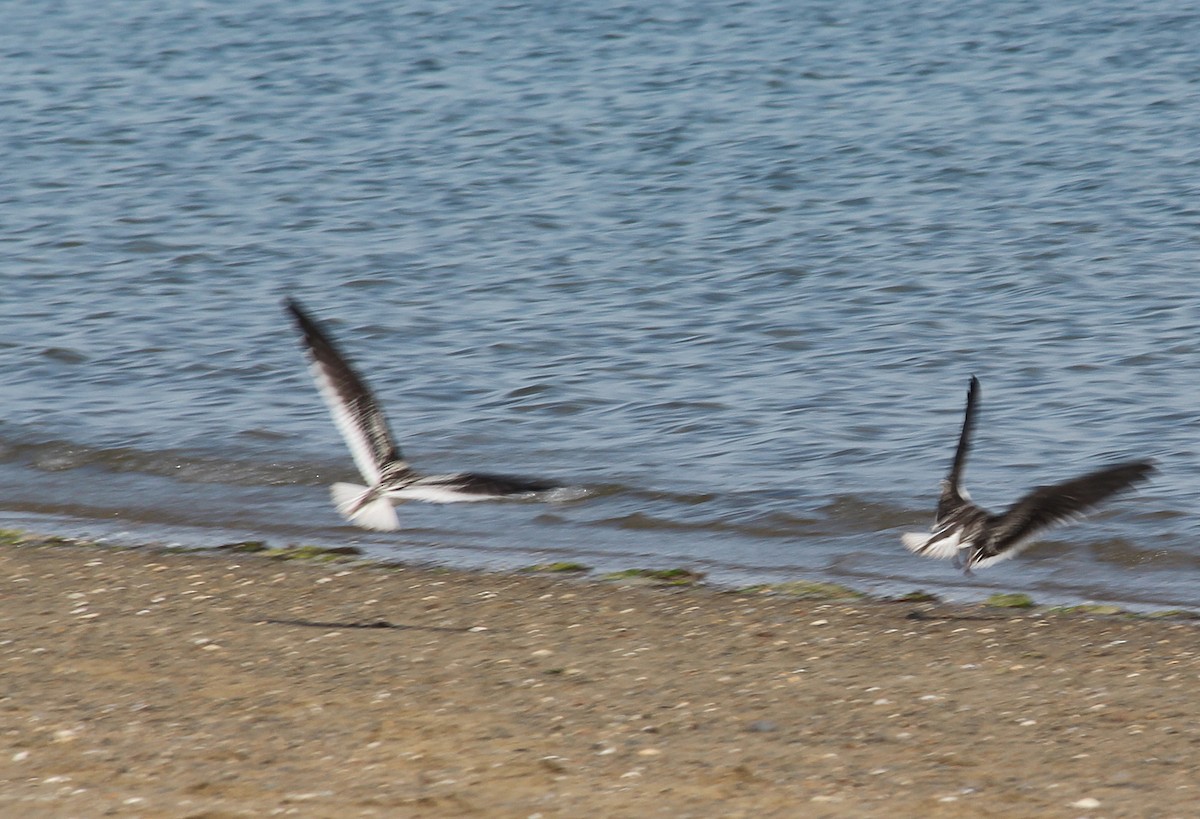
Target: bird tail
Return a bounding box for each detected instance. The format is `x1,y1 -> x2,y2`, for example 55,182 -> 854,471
330,482 -> 400,531
902,530 -> 965,560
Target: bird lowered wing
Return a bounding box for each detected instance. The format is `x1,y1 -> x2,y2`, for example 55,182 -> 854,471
987,459 -> 1156,556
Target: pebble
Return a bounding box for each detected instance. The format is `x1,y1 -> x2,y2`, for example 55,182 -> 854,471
1071,797 -> 1101,809
540,755 -> 568,772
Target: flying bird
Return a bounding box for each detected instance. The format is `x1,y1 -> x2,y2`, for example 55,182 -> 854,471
285,298 -> 566,531
902,376 -> 1154,574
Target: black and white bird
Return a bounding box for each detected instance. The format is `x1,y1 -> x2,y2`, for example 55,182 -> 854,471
902,376 -> 1154,574
285,298 -> 566,531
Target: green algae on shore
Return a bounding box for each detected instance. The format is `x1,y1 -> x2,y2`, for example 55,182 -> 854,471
0,528 -> 86,548
520,562 -> 593,574
261,544 -> 364,562
602,567 -> 706,586
1045,603 -> 1128,617
887,590 -> 940,603
986,592 -> 1036,608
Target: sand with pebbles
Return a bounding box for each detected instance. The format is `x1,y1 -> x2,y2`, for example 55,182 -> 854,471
1,535 -> 1198,817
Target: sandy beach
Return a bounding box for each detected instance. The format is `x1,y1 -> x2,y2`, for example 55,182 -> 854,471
1,534 -> 1197,818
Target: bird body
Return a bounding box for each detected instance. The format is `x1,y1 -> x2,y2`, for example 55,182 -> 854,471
286,299 -> 563,531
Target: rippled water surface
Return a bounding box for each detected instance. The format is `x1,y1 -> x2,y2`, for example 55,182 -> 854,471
3,0 -> 1200,605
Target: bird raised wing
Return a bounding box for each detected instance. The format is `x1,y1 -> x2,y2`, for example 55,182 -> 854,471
285,298 -> 409,486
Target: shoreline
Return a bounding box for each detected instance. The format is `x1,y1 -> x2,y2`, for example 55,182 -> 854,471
7,523 -> 1198,616
1,531 -> 1197,817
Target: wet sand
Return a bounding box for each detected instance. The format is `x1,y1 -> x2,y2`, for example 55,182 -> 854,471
1,536 -> 1197,818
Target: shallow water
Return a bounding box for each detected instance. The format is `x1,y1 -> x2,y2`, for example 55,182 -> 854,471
3,0 -> 1200,605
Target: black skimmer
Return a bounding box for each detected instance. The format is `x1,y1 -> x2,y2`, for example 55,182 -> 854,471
285,298 -> 565,531
902,376 -> 1154,573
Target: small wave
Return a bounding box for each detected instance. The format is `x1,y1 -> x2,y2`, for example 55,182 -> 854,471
593,509 -> 829,540
539,486 -> 592,503
1086,537 -> 1200,570
0,435 -> 334,488
817,494 -> 920,531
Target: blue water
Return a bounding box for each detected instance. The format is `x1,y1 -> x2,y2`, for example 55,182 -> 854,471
3,0 -> 1199,606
